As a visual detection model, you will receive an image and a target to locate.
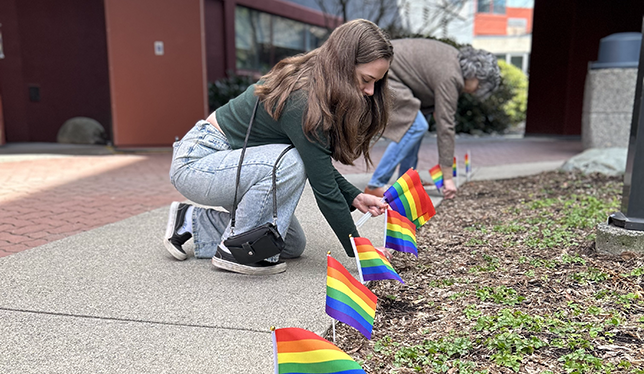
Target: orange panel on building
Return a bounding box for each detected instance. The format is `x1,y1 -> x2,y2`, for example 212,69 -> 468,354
507,7 -> 533,33
104,0 -> 207,147
474,14 -> 507,35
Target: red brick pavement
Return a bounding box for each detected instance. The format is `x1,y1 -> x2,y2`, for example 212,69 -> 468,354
0,136 -> 583,257
333,136 -> 584,175
0,153 -> 184,257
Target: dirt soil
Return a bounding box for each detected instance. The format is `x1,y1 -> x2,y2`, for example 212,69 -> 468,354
327,171 -> 644,373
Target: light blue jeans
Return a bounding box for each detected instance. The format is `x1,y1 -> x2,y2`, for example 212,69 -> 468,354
368,111 -> 429,188
170,120 -> 307,260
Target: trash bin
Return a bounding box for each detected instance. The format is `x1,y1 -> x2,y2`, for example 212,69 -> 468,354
582,32 -> 642,149
591,32 -> 641,69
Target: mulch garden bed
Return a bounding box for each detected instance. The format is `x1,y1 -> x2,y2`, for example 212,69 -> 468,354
328,171 -> 644,373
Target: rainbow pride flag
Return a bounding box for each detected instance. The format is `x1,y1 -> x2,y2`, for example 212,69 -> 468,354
465,151 -> 471,181
384,209 -> 418,257
326,255 -> 377,339
383,168 -> 435,229
452,156 -> 458,178
351,236 -> 404,284
272,327 -> 366,374
429,164 -> 444,190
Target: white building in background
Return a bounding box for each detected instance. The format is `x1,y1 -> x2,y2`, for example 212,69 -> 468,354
472,34 -> 531,73
285,0 -> 533,74
471,0 -> 534,74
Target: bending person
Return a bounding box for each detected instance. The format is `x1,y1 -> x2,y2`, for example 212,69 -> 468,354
163,19 -> 393,275
364,39 -> 500,199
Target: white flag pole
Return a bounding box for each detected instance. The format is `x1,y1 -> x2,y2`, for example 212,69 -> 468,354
383,209 -> 389,248
355,196 -> 386,228
350,236 -> 365,284
332,320 -> 336,344
271,327 -> 278,374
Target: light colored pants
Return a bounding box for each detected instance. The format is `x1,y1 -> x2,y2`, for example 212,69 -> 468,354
368,111 -> 429,188
170,120 -> 307,259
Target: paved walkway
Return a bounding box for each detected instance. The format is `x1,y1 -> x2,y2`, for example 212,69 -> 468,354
0,135 -> 584,374
0,136 -> 583,257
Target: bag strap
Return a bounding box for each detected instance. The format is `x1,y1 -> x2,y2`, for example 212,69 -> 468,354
229,97 -> 295,234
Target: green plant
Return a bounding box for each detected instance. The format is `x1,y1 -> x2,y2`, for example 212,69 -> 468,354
470,254 -> 500,273
571,267 -> 610,284
208,70 -> 256,111
464,304 -> 482,320
561,254 -> 586,266
450,84 -> 514,134
497,60 -> 528,125
476,286 -> 525,305
559,349 -> 608,373
466,238 -> 488,247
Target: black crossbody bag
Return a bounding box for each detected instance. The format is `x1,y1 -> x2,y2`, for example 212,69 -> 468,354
223,98 -> 295,264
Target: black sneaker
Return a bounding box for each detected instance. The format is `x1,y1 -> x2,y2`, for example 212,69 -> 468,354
163,202 -> 192,260
211,246 -> 286,275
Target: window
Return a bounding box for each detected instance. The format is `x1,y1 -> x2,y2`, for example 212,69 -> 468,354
510,55 -> 523,69
235,6 -> 330,72
478,0 -> 505,13
493,0 -> 506,14
507,18 -> 527,35
477,0 -> 491,13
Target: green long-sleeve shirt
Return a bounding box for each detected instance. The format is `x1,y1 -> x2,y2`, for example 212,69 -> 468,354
215,84 -> 361,256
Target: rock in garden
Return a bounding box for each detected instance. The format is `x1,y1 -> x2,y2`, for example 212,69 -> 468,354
57,117 -> 107,145
561,147 -> 627,176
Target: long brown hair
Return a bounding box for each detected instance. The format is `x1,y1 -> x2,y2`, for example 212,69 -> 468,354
255,19 -> 393,166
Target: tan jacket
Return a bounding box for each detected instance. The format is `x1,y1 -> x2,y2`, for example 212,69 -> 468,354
383,39 -> 464,168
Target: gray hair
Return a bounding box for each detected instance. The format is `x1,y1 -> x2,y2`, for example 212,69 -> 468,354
458,46 -> 501,99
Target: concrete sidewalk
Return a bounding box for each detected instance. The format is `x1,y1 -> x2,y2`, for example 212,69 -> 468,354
0,136 -> 582,373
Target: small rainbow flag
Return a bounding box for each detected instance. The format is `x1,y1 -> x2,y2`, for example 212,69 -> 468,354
465,151 -> 471,181
351,236 -> 404,284
429,164 -> 444,190
272,327 -> 366,374
453,156 -> 458,178
383,168 -> 435,229
384,209 -> 418,257
326,255 -> 378,340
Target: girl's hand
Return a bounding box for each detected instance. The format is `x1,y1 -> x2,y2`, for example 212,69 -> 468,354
353,193 -> 387,216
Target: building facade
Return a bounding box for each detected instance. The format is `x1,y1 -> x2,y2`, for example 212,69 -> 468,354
472,0 -> 533,74
0,0 -> 335,147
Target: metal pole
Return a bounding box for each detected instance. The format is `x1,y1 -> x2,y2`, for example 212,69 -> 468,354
608,17 -> 644,231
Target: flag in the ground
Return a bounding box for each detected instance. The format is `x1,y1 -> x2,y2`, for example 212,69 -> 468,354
351,236 -> 404,284
429,164 -> 444,190
384,209 -> 418,257
326,254 -> 377,340
383,168 -> 436,229
272,327 -> 366,374
465,151 -> 471,181
453,156 -> 458,177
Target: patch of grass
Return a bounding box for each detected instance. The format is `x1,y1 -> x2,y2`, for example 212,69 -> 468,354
476,286 -> 525,305
390,335 -> 476,372
465,238 -> 488,247
560,253 -> 587,265
492,222 -> 525,234
559,348 -> 610,373
570,267 -> 610,284
470,254 -> 500,273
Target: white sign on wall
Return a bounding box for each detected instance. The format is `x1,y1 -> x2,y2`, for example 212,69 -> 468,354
154,41 -> 164,56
